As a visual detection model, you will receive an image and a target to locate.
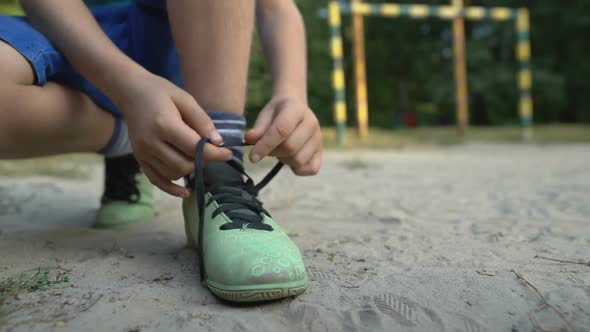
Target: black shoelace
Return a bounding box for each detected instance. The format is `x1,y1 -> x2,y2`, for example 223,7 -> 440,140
102,155 -> 141,203
194,138 -> 284,283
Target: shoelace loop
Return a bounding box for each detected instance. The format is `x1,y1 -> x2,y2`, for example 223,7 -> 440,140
194,138 -> 283,283
207,185 -> 271,231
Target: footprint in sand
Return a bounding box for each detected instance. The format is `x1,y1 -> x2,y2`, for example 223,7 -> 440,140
305,272 -> 489,331
307,270 -> 335,284
372,293 -> 444,331
300,274 -> 447,331
372,293 -> 489,332
449,312 -> 489,332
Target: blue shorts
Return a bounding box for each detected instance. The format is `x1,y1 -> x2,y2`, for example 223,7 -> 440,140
0,0 -> 182,118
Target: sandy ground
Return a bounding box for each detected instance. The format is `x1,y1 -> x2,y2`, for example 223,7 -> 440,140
0,143 -> 589,332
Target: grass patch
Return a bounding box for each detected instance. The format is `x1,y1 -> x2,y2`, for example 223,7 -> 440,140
0,267 -> 70,311
322,124 -> 590,149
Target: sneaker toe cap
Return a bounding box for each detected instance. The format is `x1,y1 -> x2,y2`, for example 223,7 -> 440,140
205,231 -> 307,286
95,202 -> 154,228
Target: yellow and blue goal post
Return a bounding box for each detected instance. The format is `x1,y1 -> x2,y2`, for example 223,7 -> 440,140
324,1 -> 533,142
328,1 -> 348,144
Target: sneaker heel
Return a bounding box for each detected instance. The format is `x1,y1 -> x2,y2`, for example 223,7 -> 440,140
182,195 -> 198,249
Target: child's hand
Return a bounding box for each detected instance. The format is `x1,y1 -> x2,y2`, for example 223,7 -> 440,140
117,73 -> 232,197
245,96 -> 322,176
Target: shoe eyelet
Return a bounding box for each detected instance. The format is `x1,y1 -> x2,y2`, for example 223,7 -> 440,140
129,193 -> 140,203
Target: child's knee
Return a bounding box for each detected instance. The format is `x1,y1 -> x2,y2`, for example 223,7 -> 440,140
0,40 -> 35,85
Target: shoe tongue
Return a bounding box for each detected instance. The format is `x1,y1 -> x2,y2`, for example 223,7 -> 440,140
204,161 -> 244,188
204,162 -> 258,218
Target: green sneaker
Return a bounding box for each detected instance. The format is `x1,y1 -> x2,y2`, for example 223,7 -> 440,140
95,155 -> 154,228
182,140 -> 308,302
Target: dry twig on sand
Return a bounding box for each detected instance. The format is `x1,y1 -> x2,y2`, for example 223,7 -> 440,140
534,255 -> 590,267
511,270 -> 573,332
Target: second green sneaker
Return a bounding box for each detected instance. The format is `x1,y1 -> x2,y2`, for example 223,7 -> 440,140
183,139 -> 308,302
96,155 -> 154,228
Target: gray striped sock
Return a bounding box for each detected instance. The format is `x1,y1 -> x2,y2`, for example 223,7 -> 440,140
99,118 -> 133,158
185,111 -> 246,188
209,111 -> 247,164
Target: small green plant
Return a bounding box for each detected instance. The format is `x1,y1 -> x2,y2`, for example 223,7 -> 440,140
0,267 -> 70,307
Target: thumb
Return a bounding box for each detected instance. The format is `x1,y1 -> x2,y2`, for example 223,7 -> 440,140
172,91 -> 223,145
245,106 -> 275,144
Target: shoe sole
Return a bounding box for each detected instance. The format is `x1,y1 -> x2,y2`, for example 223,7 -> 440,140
94,215 -> 154,229
206,279 -> 308,302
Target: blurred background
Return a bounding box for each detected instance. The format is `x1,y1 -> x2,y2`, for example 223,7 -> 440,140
246,0 -> 589,132
1,0 -> 588,140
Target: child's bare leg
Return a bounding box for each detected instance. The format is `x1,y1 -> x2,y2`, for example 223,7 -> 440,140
168,0 -> 255,117
0,40 -> 115,158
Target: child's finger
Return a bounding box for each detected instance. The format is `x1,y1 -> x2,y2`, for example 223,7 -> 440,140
153,141 -> 193,173
245,105 -> 274,144
163,120 -> 232,162
271,115 -> 318,158
172,90 -> 223,145
249,108 -> 302,163
292,150 -> 322,176
281,130 -> 320,169
142,162 -> 190,198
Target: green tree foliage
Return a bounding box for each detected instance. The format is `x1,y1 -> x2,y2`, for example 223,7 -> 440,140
247,0 -> 590,126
